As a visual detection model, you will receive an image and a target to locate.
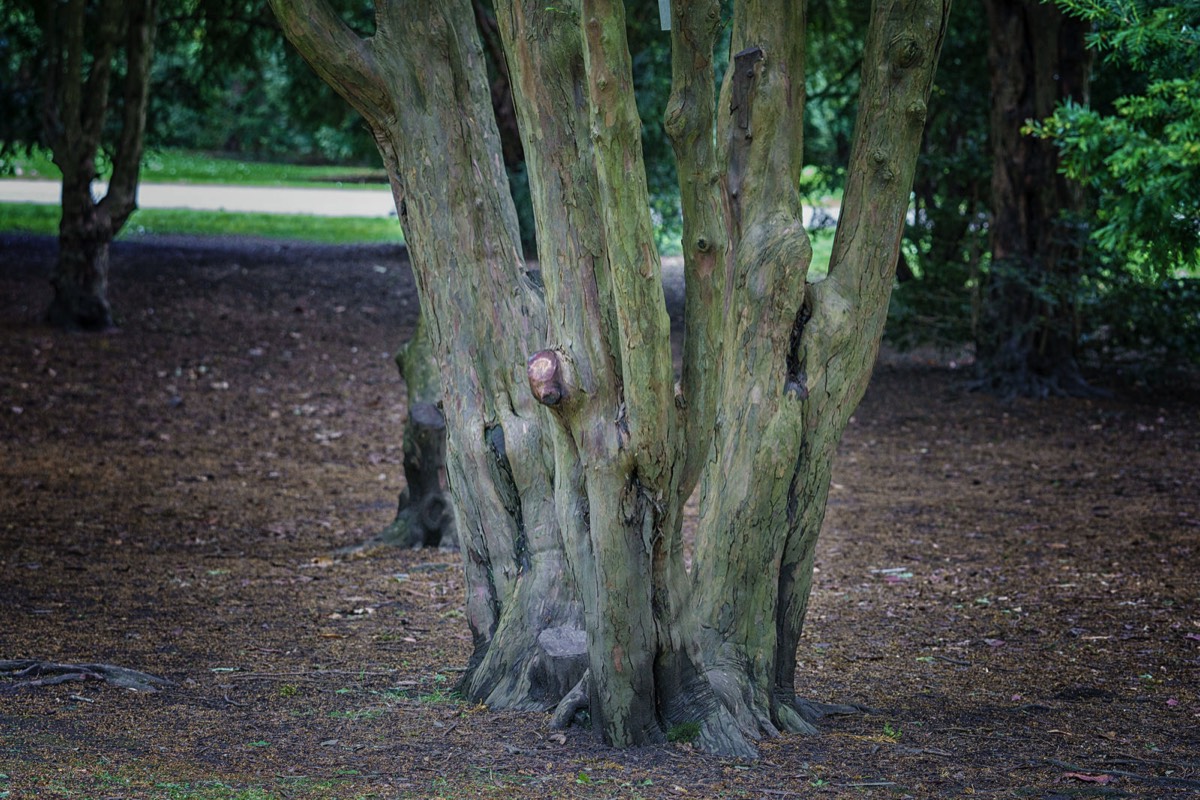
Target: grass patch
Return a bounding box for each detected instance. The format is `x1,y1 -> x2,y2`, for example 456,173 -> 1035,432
4,146 -> 387,188
327,708 -> 386,720
0,203 -> 403,246
666,721 -> 701,744
809,228 -> 834,278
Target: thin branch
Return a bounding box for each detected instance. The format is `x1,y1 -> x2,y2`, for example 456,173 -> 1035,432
100,0 -> 157,229
579,0 -> 675,467
267,0 -> 390,128
80,0 -> 124,151
666,0 -> 725,499
37,0 -> 63,152
56,0 -> 87,165
825,0 -> 949,315
807,57 -> 863,103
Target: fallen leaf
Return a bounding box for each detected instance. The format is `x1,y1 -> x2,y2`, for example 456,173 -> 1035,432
1185,633 -> 1200,643
1062,772 -> 1114,785
549,733 -> 567,745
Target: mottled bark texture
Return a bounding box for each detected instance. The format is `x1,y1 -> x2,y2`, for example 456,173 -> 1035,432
270,0 -> 584,714
39,0 -> 157,330
979,0 -> 1093,397
270,0 -> 950,756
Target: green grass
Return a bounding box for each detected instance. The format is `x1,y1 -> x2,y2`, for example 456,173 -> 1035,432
0,202 -> 404,245
809,228 -> 834,278
4,146 -> 387,188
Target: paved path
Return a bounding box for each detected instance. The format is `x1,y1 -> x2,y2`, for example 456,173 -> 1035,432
0,179 -> 398,218
0,178 -> 839,227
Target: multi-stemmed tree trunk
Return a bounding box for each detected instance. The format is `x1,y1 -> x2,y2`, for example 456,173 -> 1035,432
38,0 -> 158,331
978,0 -> 1093,396
271,0 -> 949,756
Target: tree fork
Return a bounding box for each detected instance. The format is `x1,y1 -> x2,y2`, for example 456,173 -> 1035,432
271,0 -> 954,758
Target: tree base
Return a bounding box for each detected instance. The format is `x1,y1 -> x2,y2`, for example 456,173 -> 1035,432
377,489 -> 457,549
45,293 -> 116,332
972,355 -> 1111,401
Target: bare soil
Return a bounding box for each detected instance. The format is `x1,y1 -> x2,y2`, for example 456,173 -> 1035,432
1,233 -> 1198,799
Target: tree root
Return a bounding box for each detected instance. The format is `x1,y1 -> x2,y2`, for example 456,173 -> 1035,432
546,666 -> 875,758
773,691 -> 877,735
792,697 -> 878,723
550,670 -> 589,729
0,659 -> 173,693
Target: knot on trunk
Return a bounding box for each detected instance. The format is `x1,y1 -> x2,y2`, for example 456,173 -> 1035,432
527,349 -> 572,407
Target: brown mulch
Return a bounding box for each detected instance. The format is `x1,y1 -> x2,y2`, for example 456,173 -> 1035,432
1,233 -> 1197,799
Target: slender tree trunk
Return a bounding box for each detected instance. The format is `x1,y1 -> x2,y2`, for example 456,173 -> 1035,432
42,0 -> 157,331
271,0 -> 950,756
378,315 -> 455,548
978,0 -> 1093,397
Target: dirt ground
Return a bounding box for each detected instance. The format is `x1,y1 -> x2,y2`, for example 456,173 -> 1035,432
1,233 -> 1197,800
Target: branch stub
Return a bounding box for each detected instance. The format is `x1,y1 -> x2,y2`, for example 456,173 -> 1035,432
528,350 -> 567,407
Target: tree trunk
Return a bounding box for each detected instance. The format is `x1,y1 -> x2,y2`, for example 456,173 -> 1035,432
378,315 -> 456,548
978,0 -> 1093,397
41,0 -> 157,331
271,0 -> 950,756
271,0 -> 586,713
47,196 -> 115,330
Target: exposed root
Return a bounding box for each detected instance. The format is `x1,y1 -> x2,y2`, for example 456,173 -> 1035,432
770,690 -> 876,734
550,670 -> 590,729
793,697 -> 877,723
693,705 -> 759,760
772,699 -> 819,736
0,659 -> 173,693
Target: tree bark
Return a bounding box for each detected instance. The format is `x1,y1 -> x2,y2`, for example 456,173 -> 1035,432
271,0 -> 585,713
42,0 -> 157,331
978,0 -> 1093,397
271,0 -> 950,756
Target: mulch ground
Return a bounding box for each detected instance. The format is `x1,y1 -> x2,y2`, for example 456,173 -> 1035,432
1,233 -> 1197,800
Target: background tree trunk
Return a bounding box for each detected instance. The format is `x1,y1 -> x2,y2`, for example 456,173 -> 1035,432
978,0 -> 1093,397
42,0 -> 157,331
378,315 -> 455,548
